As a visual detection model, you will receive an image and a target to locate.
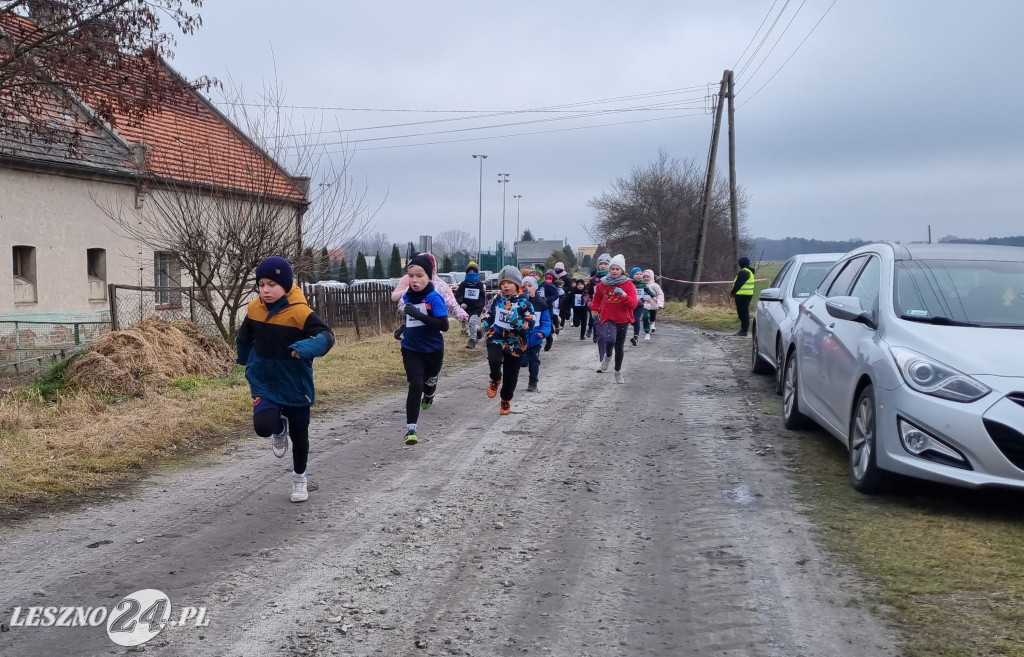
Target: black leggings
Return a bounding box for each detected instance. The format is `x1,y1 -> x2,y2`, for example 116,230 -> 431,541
598,320 -> 629,371
574,306 -> 590,339
487,342 -> 522,401
735,295 -> 752,333
402,347 -> 444,425
254,405 -> 311,474
649,309 -> 657,324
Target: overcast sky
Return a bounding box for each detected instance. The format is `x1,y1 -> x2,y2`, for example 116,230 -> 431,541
170,1 -> 1024,253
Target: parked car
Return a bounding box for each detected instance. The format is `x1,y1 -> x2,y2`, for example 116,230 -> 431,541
436,272 -> 458,292
782,242 -> 1024,493
752,253 -> 844,394
310,280 -> 348,290
349,278 -> 395,289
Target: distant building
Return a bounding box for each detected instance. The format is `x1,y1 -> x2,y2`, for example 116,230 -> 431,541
514,239 -> 565,269
577,246 -> 598,268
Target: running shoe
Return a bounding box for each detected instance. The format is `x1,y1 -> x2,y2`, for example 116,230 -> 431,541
499,400 -> 511,415
404,429 -> 419,445
420,395 -> 434,410
614,370 -> 625,384
487,379 -> 500,398
290,473 -> 308,503
644,334 -> 651,341
597,356 -> 611,372
630,336 -> 639,346
272,416 -> 289,458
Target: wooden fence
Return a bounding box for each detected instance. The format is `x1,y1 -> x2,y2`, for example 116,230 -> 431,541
303,283 -> 400,339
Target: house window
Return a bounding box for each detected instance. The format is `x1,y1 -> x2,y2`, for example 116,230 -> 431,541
13,245 -> 37,304
154,251 -> 182,307
87,248 -> 107,300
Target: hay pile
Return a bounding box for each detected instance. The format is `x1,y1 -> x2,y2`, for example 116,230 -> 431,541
65,319 -> 235,396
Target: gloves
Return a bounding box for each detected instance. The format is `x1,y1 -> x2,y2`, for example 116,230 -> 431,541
394,325 -> 405,340
614,287 -> 626,297
404,305 -> 426,319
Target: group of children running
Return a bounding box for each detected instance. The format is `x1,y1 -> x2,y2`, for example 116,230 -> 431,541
237,252 -> 663,503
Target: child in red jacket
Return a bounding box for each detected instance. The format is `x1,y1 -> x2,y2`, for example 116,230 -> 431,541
589,254 -> 637,384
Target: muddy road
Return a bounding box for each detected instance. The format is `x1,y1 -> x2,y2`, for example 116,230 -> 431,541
0,323 -> 898,656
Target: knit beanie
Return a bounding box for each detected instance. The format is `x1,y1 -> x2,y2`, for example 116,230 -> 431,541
408,254 -> 434,278
466,261 -> 479,273
522,276 -> 538,292
498,264 -> 523,287
609,254 -> 626,271
554,262 -> 565,271
597,253 -> 612,266
630,266 -> 643,277
544,271 -> 555,281
255,256 -> 294,291
738,256 -> 751,268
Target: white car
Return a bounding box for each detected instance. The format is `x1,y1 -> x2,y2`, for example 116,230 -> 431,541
752,253 -> 844,394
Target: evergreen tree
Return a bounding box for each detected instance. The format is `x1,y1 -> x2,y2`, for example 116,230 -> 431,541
521,228 -> 535,241
388,244 -> 403,277
355,252 -> 368,279
338,259 -> 350,283
372,251 -> 385,278
318,247 -> 332,281
581,254 -> 592,269
561,244 -> 578,270
442,255 -> 453,272
301,246 -> 315,283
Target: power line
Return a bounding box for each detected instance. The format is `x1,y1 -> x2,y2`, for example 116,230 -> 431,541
735,0 -> 793,81
732,0 -> 782,71
738,0 -> 838,108
737,0 -> 809,94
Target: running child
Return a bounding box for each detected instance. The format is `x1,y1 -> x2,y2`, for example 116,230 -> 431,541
642,269 -> 665,335
236,256 -> 336,503
629,266 -> 653,345
519,276 -> 552,392
568,278 -> 591,340
590,254 -> 638,384
455,261 -> 486,348
398,254 -> 450,446
587,253 -> 611,342
481,265 -> 533,415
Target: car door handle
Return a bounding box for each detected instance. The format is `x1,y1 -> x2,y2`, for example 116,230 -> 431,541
827,322 -> 835,332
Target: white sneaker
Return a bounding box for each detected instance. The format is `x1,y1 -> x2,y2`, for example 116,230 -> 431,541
614,370 -> 625,384
272,416 -> 288,458
597,356 -> 611,372
644,334 -> 651,341
650,322 -> 656,333
290,473 -> 308,503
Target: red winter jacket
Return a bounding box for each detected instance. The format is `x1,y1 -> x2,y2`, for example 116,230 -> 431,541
590,279 -> 638,324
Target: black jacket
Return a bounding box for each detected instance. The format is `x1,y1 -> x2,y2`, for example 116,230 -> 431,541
455,280 -> 487,314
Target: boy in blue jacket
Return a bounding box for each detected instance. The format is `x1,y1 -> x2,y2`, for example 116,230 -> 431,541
236,256 -> 335,503
519,276 -> 552,392
481,265 -> 533,415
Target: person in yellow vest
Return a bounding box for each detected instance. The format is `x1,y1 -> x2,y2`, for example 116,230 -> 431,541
729,256 -> 756,336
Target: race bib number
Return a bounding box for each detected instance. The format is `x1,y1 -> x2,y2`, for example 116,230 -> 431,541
405,303 -> 427,327
465,288 -> 480,300
574,296 -> 583,307
493,305 -> 513,329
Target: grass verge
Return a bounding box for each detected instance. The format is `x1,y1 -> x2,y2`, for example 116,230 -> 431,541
731,338 -> 1024,657
0,327 -> 482,515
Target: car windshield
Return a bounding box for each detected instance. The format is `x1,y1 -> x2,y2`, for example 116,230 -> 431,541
894,259 -> 1024,328
792,261 -> 836,298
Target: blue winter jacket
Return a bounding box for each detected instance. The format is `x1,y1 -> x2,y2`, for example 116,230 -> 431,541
524,295 -> 552,349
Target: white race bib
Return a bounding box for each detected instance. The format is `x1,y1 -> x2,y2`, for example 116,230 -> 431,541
405,302 -> 427,327
574,296 -> 583,306
465,288 -> 480,300
493,305 -> 513,329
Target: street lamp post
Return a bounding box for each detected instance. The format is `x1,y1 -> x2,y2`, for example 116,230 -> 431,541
472,155 -> 488,265
497,173 -> 510,268
513,194 -> 522,267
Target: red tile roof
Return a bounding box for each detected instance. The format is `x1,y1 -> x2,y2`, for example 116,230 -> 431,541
1,11 -> 307,202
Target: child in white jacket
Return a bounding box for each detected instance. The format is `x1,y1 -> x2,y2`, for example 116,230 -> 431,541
642,270 -> 665,334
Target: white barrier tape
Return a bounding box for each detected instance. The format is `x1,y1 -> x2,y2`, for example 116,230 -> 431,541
655,275 -> 769,285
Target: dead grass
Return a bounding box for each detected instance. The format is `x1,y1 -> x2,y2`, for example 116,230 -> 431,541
735,337 -> 1024,657
0,323 -> 485,514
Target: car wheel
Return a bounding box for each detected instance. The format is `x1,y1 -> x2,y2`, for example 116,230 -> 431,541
782,353 -> 809,430
773,338 -> 785,396
849,385 -> 887,494
751,326 -> 772,374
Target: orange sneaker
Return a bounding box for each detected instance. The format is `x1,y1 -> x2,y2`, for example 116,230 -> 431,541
499,400 -> 511,415
487,380 -> 500,398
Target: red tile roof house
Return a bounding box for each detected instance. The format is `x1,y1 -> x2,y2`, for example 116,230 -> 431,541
0,11 -> 309,362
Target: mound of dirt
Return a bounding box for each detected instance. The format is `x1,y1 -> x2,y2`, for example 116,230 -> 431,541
65,319 -> 235,397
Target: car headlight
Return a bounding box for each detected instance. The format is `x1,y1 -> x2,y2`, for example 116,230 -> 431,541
889,346 -> 991,403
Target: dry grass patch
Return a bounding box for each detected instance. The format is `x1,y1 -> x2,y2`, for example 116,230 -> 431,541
0,325 -> 484,513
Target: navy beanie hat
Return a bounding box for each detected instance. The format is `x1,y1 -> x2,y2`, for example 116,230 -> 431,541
738,256 -> 751,268
408,254 -> 434,278
256,256 -> 294,291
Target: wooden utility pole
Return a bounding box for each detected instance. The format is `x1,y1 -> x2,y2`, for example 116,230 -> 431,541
687,71 -> 729,308
727,69 -> 739,269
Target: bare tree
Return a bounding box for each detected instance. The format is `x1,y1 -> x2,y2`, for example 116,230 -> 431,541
95,72 -> 379,341
589,150 -> 749,299
433,229 -> 475,259
1,1 -> 208,136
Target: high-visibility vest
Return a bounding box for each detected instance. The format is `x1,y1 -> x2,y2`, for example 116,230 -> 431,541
735,268 -> 755,295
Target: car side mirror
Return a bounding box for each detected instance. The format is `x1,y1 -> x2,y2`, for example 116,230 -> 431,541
758,287 -> 783,302
826,296 -> 876,329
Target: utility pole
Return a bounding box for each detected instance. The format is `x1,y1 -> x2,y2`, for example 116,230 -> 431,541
687,71 -> 729,308
657,231 -> 662,281
497,173 -> 510,269
727,69 -> 739,269
472,154 -> 487,265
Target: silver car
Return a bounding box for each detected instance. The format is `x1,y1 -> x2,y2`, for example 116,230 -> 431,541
782,242 -> 1024,493
752,252 -> 843,394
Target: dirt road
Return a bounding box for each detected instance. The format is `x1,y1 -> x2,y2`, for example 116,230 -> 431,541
0,323 -> 899,657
